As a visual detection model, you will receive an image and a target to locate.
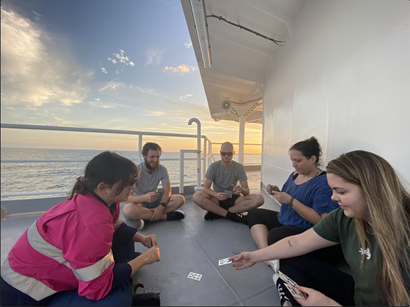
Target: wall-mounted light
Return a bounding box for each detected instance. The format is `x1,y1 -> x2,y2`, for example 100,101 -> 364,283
190,0 -> 211,68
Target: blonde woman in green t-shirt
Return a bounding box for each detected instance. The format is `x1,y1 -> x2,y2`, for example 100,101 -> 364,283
230,150 -> 410,306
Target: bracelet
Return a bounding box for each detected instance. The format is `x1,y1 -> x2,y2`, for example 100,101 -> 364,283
160,202 -> 166,208
288,197 -> 294,208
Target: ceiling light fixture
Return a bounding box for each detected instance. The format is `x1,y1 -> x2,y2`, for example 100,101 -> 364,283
190,0 -> 212,68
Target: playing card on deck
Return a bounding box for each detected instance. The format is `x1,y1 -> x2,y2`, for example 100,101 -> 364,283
283,281 -> 305,299
218,257 -> 232,266
187,272 -> 202,281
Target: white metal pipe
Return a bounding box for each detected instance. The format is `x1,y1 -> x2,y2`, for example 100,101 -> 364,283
1,158 -> 188,163
1,159 -> 90,163
1,123 -> 201,138
189,0 -> 211,68
188,118 -> 202,190
138,133 -> 143,164
238,116 -> 245,164
202,137 -> 207,182
2,191 -> 69,197
179,149 -> 199,194
179,151 -> 184,194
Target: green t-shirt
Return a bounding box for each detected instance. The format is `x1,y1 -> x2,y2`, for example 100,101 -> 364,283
313,208 -> 382,306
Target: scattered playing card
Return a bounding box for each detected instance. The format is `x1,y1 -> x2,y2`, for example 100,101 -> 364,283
224,190 -> 233,198
187,272 -> 202,281
279,271 -> 297,287
284,281 -> 305,299
218,257 -> 232,266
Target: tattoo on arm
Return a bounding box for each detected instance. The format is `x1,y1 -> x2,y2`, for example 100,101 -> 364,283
287,240 -> 292,247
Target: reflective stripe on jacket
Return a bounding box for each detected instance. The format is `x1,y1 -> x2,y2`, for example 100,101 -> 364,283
1,193 -> 124,301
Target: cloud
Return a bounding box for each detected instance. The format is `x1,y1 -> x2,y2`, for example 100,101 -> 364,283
144,110 -> 168,117
101,67 -> 107,74
145,48 -> 164,65
163,64 -> 197,74
111,49 -> 134,66
98,81 -> 167,105
99,81 -> 127,91
131,85 -> 166,98
1,6 -> 92,106
184,42 -> 192,48
179,94 -> 192,100
89,100 -> 118,109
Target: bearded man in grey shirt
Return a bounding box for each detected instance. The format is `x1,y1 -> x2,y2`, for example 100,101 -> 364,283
193,142 -> 264,225
123,142 -> 185,230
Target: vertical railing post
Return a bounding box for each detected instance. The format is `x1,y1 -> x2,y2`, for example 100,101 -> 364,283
238,116 -> 245,164
179,151 -> 184,194
137,133 -> 143,164
202,137 -> 207,183
188,118 -> 202,191
209,141 -> 213,167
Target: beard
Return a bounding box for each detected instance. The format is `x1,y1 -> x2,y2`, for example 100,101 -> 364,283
144,158 -> 157,170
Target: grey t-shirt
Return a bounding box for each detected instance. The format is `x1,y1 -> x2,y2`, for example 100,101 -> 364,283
134,162 -> 170,195
205,160 -> 248,193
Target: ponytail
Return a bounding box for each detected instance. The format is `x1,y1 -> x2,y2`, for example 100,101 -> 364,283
67,151 -> 138,200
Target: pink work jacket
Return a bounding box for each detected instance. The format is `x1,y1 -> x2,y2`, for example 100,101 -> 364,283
1,193 -> 124,301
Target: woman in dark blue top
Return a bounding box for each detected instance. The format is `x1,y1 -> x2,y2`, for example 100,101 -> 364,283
248,137 -> 341,266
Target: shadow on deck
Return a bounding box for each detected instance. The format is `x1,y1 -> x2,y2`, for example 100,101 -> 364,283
1,171 -> 282,306
125,190 -> 281,306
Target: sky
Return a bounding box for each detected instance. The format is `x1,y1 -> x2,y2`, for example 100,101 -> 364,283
0,0 -> 262,153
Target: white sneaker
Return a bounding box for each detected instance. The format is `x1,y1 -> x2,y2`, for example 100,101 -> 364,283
273,273 -> 291,305
267,259 -> 280,273
134,219 -> 145,230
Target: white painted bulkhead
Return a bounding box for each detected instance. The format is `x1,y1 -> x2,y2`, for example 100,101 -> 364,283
262,0 -> 410,187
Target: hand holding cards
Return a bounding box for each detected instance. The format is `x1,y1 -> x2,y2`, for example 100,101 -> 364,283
218,257 -> 232,266
279,271 -> 306,299
223,190 -> 233,198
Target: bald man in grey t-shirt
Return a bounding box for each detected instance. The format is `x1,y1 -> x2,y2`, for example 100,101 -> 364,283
193,142 -> 264,225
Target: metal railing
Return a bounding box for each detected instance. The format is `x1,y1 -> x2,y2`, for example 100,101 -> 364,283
1,120 -> 260,199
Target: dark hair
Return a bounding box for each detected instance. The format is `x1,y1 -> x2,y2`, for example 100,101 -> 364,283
142,142 -> 162,156
289,136 -> 322,165
68,151 -> 138,200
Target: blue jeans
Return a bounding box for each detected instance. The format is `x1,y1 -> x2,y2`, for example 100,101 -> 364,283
47,241 -> 137,306
1,241 -> 138,306
47,282 -> 132,306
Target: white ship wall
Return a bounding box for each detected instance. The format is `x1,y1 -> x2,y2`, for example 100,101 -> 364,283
262,0 -> 410,187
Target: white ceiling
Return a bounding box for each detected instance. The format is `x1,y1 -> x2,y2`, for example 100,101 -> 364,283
181,0 -> 306,123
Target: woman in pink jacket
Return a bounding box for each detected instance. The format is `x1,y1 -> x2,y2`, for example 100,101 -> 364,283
1,151 -> 161,306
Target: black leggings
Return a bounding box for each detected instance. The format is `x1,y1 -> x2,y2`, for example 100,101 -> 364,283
280,256 -> 355,306
247,208 -> 344,266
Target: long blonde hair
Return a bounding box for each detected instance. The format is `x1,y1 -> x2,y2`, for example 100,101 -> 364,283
326,150 -> 410,306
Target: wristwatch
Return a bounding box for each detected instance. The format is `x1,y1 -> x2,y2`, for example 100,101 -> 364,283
160,202 -> 166,208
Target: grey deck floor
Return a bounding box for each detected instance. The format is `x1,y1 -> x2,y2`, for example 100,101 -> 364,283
1,173 -> 282,306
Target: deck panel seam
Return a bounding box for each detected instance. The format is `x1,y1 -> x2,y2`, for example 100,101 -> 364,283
180,220 -> 246,306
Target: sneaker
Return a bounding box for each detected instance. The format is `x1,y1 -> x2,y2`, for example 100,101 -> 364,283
204,211 -> 222,220
273,273 -> 291,306
134,219 -> 145,231
132,293 -> 160,306
226,212 -> 248,225
166,210 -> 185,221
266,259 -> 280,273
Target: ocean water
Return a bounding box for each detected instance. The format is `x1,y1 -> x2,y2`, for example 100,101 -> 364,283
1,148 -> 261,200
